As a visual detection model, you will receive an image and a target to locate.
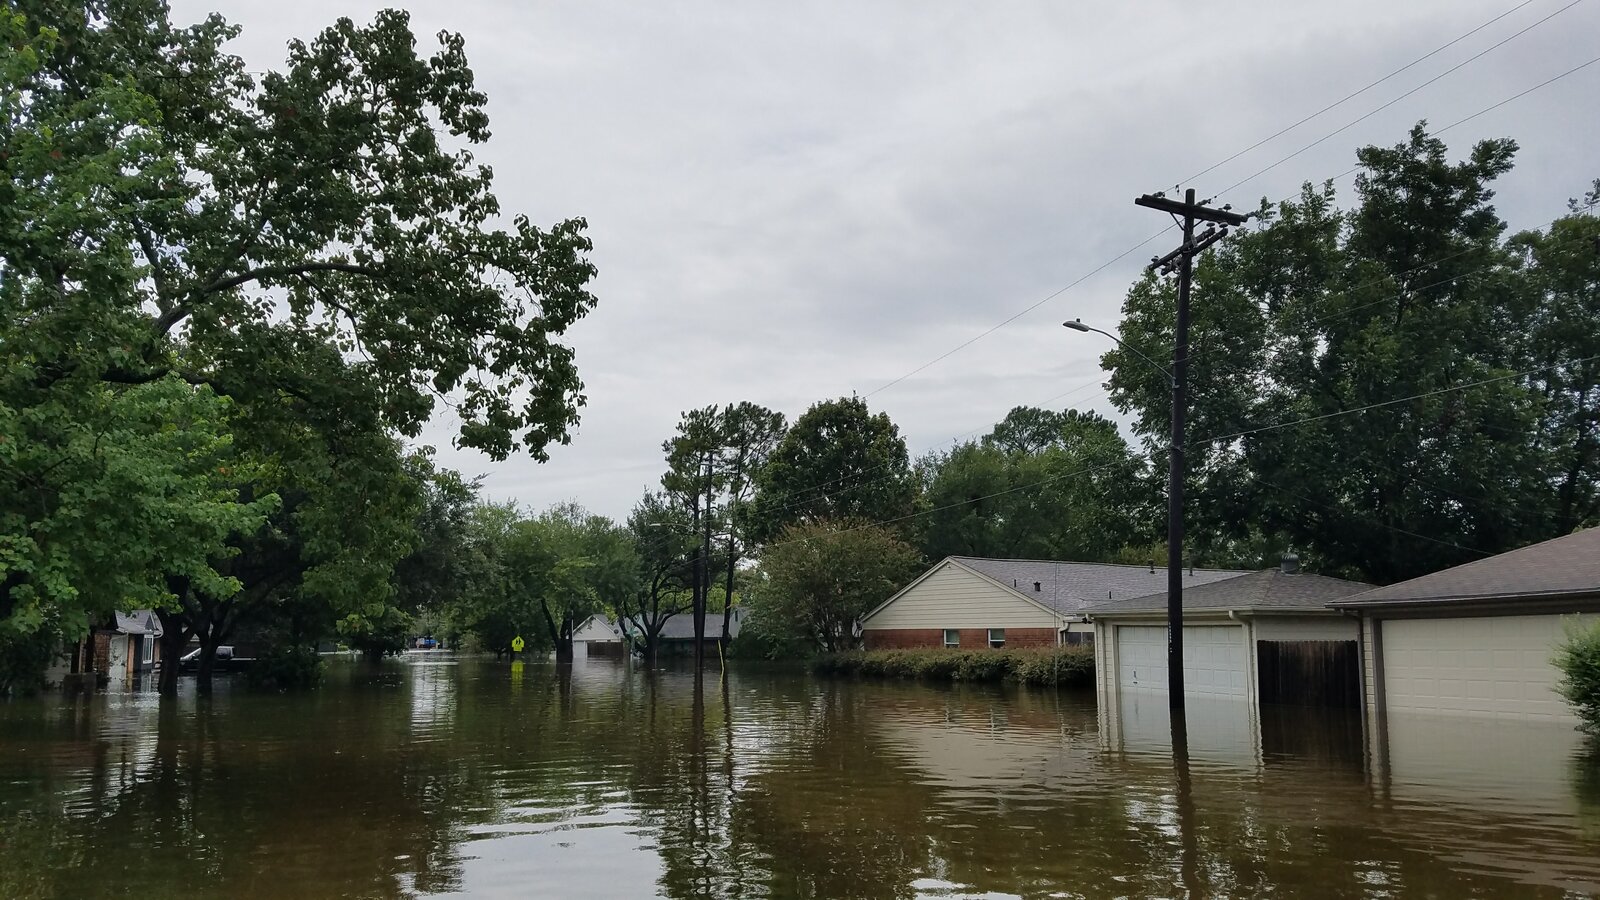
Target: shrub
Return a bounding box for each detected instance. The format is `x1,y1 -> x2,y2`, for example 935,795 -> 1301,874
811,647 -> 1094,688
247,644 -> 324,692
1556,617 -> 1600,733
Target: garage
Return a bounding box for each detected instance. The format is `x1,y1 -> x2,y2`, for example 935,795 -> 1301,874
1115,624 -> 1248,698
1332,527 -> 1600,727
1381,615 -> 1572,721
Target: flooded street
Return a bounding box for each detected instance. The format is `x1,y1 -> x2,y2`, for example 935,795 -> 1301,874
2,656 -> 1598,899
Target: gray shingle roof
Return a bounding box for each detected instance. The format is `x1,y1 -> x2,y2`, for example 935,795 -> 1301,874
112,610 -> 162,636
1084,568 -> 1372,616
1331,527 -> 1600,607
625,608 -> 746,640
951,557 -> 1253,615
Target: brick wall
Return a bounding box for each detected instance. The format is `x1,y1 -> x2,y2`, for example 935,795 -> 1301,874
862,627 -> 1057,650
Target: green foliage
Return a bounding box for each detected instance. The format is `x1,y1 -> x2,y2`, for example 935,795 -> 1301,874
813,647 -> 1095,687
0,377 -> 274,640
752,397 -> 915,542
750,521 -> 922,652
1105,126 -> 1600,582
442,502 -> 636,657
0,625 -> 63,696
3,1 -> 597,682
918,408 -> 1148,561
246,643 -> 324,692
1556,617 -> 1600,733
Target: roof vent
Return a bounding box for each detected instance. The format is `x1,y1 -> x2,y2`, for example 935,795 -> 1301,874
1281,552 -> 1300,575
1033,582 -> 1042,592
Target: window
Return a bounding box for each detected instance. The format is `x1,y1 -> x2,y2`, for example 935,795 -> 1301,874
943,629 -> 959,648
140,636 -> 153,665
988,628 -> 1005,649
1064,631 -> 1095,647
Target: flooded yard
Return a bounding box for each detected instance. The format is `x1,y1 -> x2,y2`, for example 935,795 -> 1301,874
1,655 -> 1597,898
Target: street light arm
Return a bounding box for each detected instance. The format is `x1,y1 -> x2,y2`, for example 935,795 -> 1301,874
1063,319 -> 1174,385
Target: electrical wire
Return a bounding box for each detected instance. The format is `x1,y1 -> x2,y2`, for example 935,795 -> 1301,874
850,0 -> 1591,406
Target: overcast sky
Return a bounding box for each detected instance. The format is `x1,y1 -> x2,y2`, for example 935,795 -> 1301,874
172,0 -> 1600,520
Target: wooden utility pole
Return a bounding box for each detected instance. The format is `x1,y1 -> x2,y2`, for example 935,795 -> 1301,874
1133,188 -> 1245,713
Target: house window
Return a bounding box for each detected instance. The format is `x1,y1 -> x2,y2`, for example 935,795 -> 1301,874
1064,631 -> 1095,646
141,636 -> 153,665
988,628 -> 1005,649
943,629 -> 959,648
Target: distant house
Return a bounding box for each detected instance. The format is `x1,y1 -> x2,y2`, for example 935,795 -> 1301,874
572,614 -> 623,658
1331,527 -> 1600,724
109,611 -> 163,687
620,609 -> 747,657
860,556 -> 1251,650
51,610 -> 164,690
1087,557 -> 1372,709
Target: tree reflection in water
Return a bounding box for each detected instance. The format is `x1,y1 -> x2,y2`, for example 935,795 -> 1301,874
1,659 -> 1599,898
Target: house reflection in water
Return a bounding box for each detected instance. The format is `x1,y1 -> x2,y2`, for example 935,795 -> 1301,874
1096,688 -> 1600,895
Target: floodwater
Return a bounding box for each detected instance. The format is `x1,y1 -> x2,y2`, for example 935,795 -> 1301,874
2,656 -> 1598,899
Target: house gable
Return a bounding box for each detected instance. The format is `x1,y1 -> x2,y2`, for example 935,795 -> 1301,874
862,559 -> 1060,631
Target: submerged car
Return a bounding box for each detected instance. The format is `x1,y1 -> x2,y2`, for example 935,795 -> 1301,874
176,645 -> 251,673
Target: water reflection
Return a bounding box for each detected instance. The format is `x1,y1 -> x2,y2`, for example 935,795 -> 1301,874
1,658 -> 1598,898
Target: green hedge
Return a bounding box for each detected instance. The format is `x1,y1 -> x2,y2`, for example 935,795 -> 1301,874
813,646 -> 1094,687
1556,617 -> 1600,733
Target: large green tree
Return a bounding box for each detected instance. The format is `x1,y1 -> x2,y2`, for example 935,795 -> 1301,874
2,3 -> 598,668
751,397 -> 916,543
1105,126 -> 1598,582
919,408 -> 1147,562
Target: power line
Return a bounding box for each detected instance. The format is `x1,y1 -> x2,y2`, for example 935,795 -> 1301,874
1434,52 -> 1600,134
1176,0 -> 1539,187
1246,473 -> 1494,558
757,223 -> 1597,525
1213,0 -> 1591,198
591,41 -> 1600,519
860,226 -> 1174,399
849,1 -> 1589,406
765,353 -> 1600,551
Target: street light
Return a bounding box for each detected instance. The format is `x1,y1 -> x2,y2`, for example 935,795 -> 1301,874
1064,317 -> 1188,712
1063,319 -> 1172,385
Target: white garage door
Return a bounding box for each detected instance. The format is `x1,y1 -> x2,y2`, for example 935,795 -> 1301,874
1383,615 -> 1575,721
1116,625 -> 1248,698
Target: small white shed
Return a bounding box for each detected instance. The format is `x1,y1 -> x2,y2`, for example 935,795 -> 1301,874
572,614 -> 622,659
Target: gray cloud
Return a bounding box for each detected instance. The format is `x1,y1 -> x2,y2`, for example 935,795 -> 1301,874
174,0 -> 1600,519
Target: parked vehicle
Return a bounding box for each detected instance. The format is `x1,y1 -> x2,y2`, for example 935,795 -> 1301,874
176,645 -> 254,673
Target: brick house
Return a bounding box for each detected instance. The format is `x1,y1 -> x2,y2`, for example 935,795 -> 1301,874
860,557 -> 1250,651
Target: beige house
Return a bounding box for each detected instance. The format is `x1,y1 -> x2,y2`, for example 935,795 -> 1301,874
860,556 -> 1250,651
1331,526 -> 1600,726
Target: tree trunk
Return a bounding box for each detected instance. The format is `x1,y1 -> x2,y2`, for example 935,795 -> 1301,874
195,627 -> 221,695
156,625 -> 187,695
554,614 -> 575,664
691,489 -> 706,668
721,532 -> 736,651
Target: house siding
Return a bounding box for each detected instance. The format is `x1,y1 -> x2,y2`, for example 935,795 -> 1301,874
864,627 -> 1057,650
864,562 -> 1060,632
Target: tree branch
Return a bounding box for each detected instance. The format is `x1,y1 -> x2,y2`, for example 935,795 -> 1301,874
154,262 -> 384,336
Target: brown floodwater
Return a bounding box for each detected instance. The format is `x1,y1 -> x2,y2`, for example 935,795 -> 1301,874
1,654 -> 1598,899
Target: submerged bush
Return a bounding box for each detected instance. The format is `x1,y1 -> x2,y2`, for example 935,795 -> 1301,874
247,644 -> 324,692
813,647 -> 1094,688
1556,617 -> 1600,733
